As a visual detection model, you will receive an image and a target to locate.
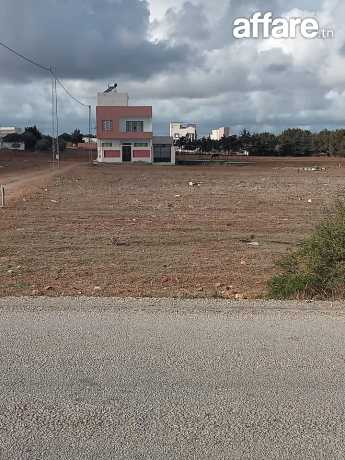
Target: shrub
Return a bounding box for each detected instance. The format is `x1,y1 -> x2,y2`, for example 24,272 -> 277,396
268,202 -> 345,300
36,137 -> 52,151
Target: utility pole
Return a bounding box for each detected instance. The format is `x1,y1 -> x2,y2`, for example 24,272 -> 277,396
88,105 -> 94,164
0,185 -> 5,208
54,75 -> 60,169
51,68 -> 56,168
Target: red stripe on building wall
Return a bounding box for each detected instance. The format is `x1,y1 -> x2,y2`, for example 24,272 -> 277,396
133,150 -> 151,158
104,150 -> 121,158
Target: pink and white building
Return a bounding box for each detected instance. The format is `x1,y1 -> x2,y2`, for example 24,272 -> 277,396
96,89 -> 175,164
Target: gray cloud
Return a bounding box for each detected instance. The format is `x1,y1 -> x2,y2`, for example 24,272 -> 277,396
0,0 -> 192,82
0,0 -> 342,136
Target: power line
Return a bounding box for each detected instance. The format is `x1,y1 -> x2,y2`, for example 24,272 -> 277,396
0,40 -> 50,72
53,73 -> 90,108
0,40 -> 94,164
0,40 -> 91,108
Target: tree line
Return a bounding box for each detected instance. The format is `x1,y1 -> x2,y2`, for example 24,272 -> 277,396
3,127 -> 88,151
175,128 -> 345,156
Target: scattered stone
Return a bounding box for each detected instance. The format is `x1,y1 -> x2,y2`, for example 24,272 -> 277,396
112,237 -> 129,247
235,293 -> 245,300
302,166 -> 326,172
31,290 -> 39,296
44,286 -> 53,291
94,286 -> 102,292
248,241 -> 260,247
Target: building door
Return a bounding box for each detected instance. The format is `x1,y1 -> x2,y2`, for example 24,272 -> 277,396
154,144 -> 171,163
122,145 -> 132,162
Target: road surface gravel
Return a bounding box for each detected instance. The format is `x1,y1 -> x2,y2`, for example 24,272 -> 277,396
0,297 -> 345,459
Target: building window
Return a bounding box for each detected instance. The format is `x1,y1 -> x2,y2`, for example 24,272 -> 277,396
102,120 -> 113,131
134,142 -> 148,147
126,121 -> 144,133
102,142 -> 112,147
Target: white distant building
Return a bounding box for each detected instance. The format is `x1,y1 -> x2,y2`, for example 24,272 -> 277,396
82,136 -> 97,144
210,127 -> 230,141
170,122 -> 197,141
0,127 -> 25,151
0,127 -> 23,138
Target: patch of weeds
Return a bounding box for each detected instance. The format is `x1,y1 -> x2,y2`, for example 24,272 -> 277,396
13,282 -> 30,290
268,201 -> 345,300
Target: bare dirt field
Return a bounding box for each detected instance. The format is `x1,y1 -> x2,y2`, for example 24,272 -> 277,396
1,154 -> 345,298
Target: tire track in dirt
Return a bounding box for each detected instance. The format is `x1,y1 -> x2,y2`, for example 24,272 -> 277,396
1,163 -> 79,202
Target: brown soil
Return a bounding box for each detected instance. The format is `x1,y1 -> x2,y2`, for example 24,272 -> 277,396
1,155 -> 345,298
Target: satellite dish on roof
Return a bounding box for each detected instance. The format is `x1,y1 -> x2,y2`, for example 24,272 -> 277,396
104,83 -> 118,94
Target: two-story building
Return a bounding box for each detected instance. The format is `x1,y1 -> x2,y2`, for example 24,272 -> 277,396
96,90 -> 153,163
170,122 -> 197,142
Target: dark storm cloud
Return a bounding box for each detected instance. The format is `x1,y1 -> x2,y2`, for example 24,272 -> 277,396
0,0 -> 190,82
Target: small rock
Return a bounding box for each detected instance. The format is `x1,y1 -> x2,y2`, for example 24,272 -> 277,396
94,286 -> 102,292
248,241 -> 260,247
235,293 -> 245,300
31,290 -> 39,296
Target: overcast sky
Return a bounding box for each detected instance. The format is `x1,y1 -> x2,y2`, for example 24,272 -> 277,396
0,0 -> 344,136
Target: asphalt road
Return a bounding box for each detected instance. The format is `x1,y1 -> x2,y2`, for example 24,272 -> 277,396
1,297 -> 345,459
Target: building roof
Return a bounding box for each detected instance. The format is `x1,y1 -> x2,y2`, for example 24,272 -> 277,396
153,136 -> 173,145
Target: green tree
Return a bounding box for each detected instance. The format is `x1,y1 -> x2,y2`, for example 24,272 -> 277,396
71,129 -> 83,144
278,128 -> 313,156
25,126 -> 42,140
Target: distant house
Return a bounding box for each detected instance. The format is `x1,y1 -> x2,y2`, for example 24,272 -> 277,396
96,88 -> 175,165
210,127 -> 230,141
0,127 -> 23,138
82,137 -> 96,144
1,141 -> 25,151
0,127 -> 25,151
170,122 -> 197,142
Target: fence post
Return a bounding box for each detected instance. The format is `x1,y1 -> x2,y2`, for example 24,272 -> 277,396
0,185 -> 5,208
